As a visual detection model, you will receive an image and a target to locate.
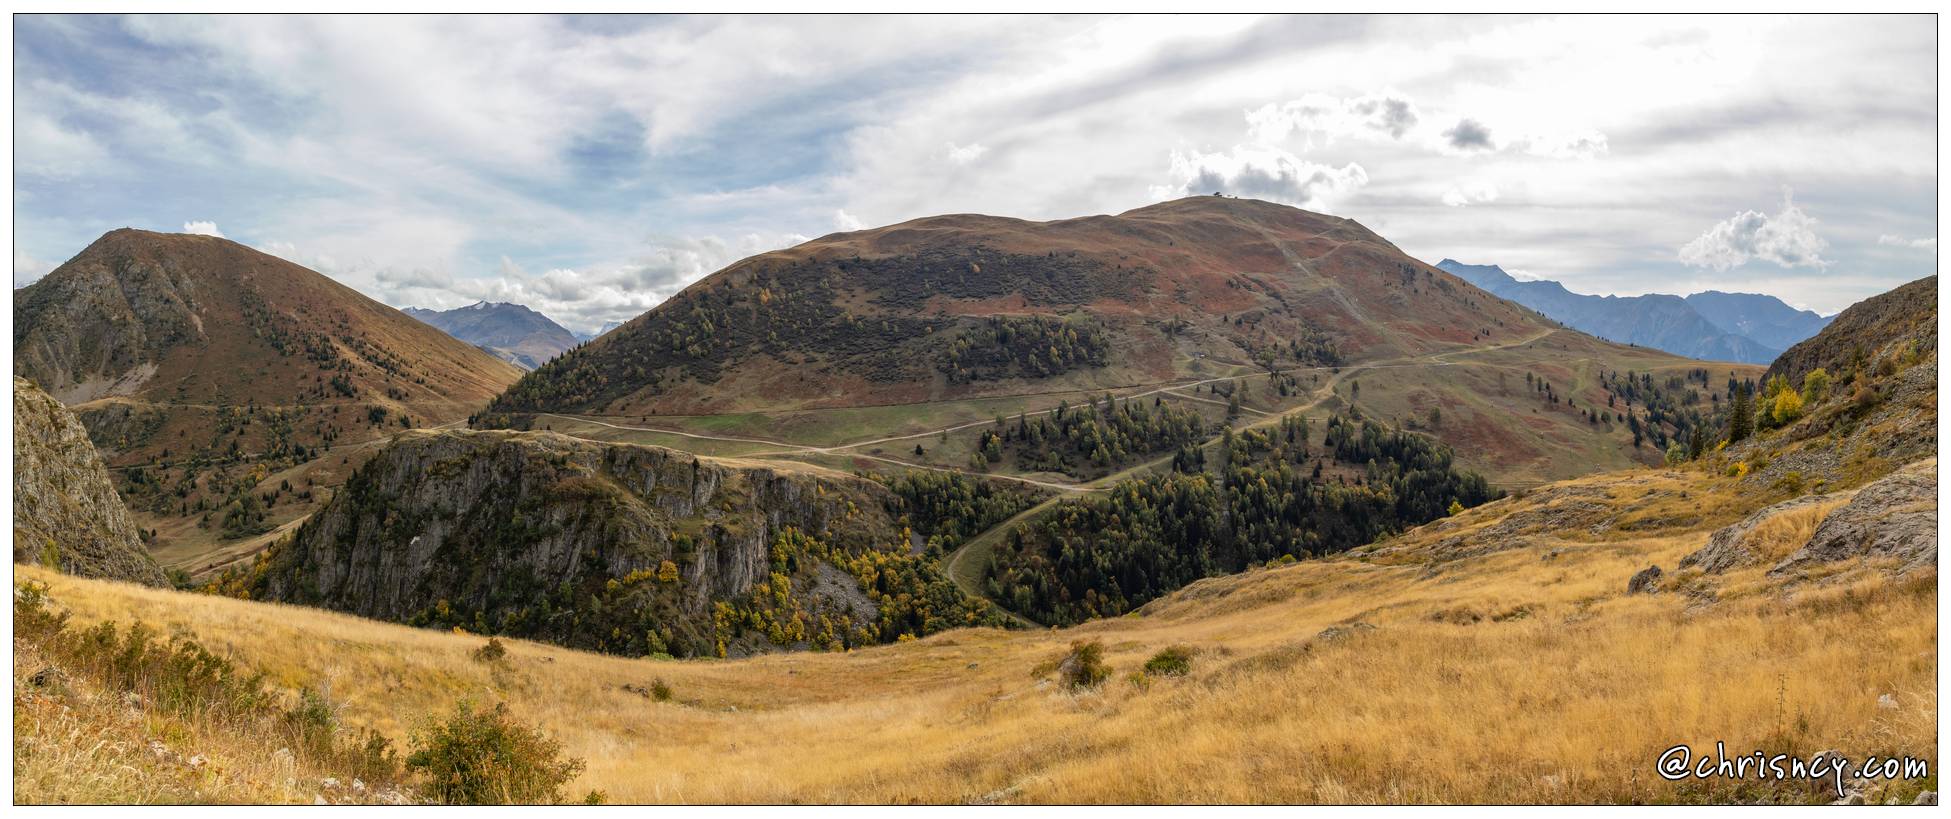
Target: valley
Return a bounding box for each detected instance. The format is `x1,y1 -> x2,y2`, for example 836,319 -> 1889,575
11,197 -> 1933,805
18,443 -> 1935,802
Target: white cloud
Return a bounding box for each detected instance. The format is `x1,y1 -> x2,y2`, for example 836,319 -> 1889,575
945,142 -> 989,164
1154,146 -> 1368,210
182,220 -> 224,237
14,108 -> 110,178
1245,93 -> 1421,145
1441,182 -> 1500,208
408,232 -> 809,335
1679,189 -> 1829,272
1878,234 -> 1936,250
1244,92 -> 1606,164
1516,130 -> 1610,160
833,209 -> 863,231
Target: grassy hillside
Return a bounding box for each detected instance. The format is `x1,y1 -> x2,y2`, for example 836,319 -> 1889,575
16,446 -> 1934,803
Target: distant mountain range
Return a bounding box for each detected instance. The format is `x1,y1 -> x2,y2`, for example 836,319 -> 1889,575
1435,259 -> 1830,364
403,301 -> 581,371
576,320 -> 625,342
1681,290 -> 1836,353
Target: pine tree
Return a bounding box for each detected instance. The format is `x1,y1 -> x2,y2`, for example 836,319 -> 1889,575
1727,387 -> 1753,444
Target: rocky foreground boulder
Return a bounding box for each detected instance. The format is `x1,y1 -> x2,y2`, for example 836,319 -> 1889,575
1769,459 -> 1936,577
12,376 -> 166,585
1680,492 -> 1845,574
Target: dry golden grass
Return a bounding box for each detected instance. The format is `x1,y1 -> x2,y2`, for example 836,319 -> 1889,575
13,462 -> 1936,804
13,638 -> 407,805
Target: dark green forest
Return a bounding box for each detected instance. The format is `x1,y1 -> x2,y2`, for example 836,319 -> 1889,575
984,413 -> 1499,624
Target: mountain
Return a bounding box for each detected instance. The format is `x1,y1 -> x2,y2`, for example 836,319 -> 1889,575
1684,290 -> 1833,352
13,229 -> 524,575
403,301 -> 580,371
16,229 -> 522,412
484,197 -> 1756,487
1436,259 -> 1781,363
490,197 -> 1575,418
576,319 -> 625,342
14,376 -> 167,586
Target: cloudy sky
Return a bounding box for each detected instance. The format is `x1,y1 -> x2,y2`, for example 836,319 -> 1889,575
14,14 -> 1937,333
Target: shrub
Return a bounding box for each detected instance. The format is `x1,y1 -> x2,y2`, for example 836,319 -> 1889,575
472,637 -> 509,663
1143,645 -> 1194,677
1800,368 -> 1831,404
406,699 -> 585,804
64,618 -> 272,718
284,686 -> 339,756
1059,640 -> 1110,690
1770,388 -> 1805,426
15,582 -> 69,645
650,678 -> 673,702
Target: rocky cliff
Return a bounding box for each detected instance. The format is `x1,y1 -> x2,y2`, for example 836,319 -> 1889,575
13,377 -> 167,586
241,429 -> 981,656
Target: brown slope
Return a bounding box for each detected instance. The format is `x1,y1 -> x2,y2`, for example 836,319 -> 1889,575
483,197 -> 1750,486
1764,274 -> 1936,386
14,229 -> 523,575
487,195 -> 1558,417
15,228 -> 521,412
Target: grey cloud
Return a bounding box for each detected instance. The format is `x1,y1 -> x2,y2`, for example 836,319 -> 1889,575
1350,96 -> 1418,139
1161,147 -> 1368,210
1443,118 -> 1494,151
375,266 -> 454,290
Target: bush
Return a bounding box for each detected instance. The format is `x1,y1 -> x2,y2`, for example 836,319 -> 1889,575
1801,368 -> 1831,404
1059,640 -> 1110,690
1770,388 -> 1805,426
472,637 -> 508,663
64,618 -> 272,718
1142,645 -> 1194,677
650,678 -> 673,702
284,686 -> 339,755
406,699 -> 585,804
15,582 -> 69,645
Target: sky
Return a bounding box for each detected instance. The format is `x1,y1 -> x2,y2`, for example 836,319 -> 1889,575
13,14 -> 1938,334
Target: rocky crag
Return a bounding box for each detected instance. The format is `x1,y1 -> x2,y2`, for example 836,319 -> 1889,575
237,429 -> 983,657
13,377 -> 167,586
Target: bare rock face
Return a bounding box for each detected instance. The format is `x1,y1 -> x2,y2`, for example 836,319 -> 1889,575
1627,565 -> 1663,594
1681,492 -> 1846,574
12,377 -> 166,585
250,428 -> 904,657
1770,459 -> 1936,577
